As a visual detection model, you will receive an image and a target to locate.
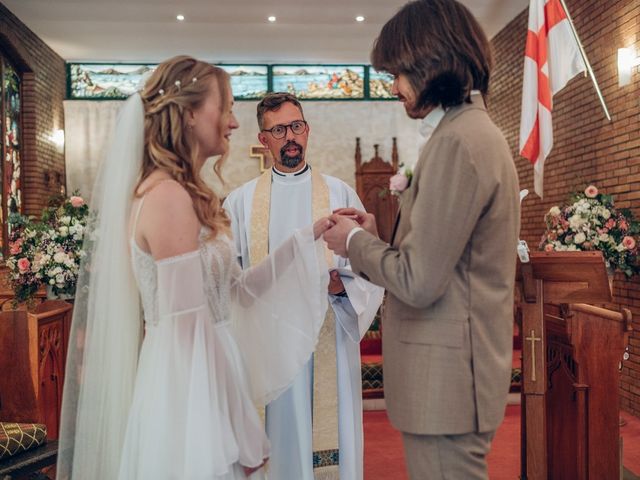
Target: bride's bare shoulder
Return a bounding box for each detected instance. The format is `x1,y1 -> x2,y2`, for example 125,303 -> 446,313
137,176 -> 201,259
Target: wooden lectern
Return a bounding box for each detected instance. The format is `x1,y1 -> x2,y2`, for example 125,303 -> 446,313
0,300 -> 73,439
517,251 -> 632,479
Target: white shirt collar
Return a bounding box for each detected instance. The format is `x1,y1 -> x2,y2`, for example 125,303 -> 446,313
418,90 -> 482,148
271,163 -> 311,184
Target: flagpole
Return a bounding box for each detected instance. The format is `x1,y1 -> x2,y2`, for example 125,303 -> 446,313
559,0 -> 612,121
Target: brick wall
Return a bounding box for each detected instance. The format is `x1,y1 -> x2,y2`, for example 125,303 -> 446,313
489,0 -> 640,415
0,2 -> 66,216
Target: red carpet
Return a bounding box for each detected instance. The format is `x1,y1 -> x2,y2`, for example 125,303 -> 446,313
364,405 -> 640,479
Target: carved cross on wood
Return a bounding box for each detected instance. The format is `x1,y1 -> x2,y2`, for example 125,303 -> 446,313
250,145 -> 274,173
525,329 -> 542,382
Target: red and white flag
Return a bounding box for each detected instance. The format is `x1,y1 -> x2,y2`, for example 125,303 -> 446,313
519,0 -> 586,197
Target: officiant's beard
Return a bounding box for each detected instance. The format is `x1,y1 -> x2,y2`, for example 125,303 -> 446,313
279,141 -> 304,169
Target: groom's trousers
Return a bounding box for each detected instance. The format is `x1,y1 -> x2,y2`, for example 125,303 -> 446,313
401,430 -> 495,480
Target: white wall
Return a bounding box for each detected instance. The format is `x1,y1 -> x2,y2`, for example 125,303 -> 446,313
65,100 -> 421,200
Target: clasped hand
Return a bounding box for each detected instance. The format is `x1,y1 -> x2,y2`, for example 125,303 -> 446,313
322,208 -> 379,257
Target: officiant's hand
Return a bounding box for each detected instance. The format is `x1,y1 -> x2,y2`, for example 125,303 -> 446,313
313,216 -> 334,240
333,208 -> 378,237
324,215 -> 359,257
328,269 -> 345,295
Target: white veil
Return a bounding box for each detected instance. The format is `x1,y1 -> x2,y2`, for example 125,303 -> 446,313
57,93 -> 145,480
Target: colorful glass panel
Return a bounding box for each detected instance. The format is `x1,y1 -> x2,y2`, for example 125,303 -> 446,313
272,66 -> 365,99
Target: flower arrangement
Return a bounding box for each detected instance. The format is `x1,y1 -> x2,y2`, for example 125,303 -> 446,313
6,193 -> 89,305
379,163 -> 413,199
539,185 -> 640,277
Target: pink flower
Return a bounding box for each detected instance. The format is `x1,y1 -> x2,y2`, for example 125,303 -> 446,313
544,244 -> 554,252
389,173 -> 409,194
605,218 -> 616,229
17,258 -> 30,273
622,236 -> 636,250
70,196 -> 85,208
584,185 -> 598,198
9,239 -> 22,255
619,220 -> 629,231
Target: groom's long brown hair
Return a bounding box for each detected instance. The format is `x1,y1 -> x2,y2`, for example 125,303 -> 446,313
371,0 -> 493,112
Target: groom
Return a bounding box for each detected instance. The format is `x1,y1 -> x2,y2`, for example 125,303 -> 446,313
324,0 -> 520,478
223,92 -> 383,480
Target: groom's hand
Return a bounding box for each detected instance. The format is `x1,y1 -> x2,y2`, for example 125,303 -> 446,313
323,215 -> 359,257
333,208 -> 378,237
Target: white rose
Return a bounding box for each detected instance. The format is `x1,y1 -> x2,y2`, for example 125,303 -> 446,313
53,252 -> 66,263
574,232 -> 586,244
69,225 -> 76,235
602,209 -> 611,220
549,206 -> 561,216
59,226 -> 69,237
569,214 -> 585,231
599,233 -> 610,243
61,216 -> 71,225
617,244 -> 626,252
49,279 -> 55,285
568,245 -> 578,251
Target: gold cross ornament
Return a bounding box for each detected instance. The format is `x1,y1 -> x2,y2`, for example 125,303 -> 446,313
250,145 -> 274,173
525,329 -> 542,382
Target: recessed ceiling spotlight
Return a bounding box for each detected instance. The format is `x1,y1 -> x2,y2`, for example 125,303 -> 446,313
176,14 -> 185,21
356,15 -> 365,22
268,16 -> 277,22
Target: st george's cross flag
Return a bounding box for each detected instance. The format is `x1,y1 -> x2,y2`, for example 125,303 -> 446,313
519,0 -> 586,197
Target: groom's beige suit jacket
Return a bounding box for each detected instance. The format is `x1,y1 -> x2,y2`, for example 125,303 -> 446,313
348,97 -> 520,435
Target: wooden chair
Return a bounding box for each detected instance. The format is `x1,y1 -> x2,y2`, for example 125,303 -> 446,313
354,138 -> 399,400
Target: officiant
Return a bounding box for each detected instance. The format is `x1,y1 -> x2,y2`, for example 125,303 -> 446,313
223,92 -> 384,480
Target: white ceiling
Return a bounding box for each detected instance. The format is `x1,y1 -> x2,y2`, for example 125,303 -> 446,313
3,0 -> 528,64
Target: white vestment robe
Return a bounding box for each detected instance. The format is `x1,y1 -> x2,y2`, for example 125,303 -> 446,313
223,166 -> 383,480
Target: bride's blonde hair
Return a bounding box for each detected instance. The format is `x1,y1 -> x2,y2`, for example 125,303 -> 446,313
138,55 -> 230,237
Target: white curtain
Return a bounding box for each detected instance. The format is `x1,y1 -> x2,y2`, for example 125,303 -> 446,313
64,100 -> 124,201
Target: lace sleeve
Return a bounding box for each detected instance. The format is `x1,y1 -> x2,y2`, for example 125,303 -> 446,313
229,225 -> 330,405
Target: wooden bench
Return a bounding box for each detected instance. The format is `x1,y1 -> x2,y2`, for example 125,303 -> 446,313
0,440 -> 57,480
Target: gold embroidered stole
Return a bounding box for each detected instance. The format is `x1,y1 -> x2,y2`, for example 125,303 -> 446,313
249,168 -> 340,478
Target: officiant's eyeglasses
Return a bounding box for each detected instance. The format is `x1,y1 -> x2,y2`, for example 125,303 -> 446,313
262,120 -> 308,139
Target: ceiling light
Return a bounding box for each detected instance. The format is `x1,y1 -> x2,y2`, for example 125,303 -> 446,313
268,16 -> 276,22
176,14 -> 185,21
356,16 -> 365,22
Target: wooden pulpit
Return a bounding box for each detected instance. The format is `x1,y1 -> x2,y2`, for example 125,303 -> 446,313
517,251 -> 632,480
0,300 -> 73,440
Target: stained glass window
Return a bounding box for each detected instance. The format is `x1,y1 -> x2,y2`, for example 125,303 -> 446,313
219,65 -> 268,100
67,63 -> 396,101
272,66 -> 365,99
1,54 -> 22,255
369,69 -> 395,99
69,64 -> 156,99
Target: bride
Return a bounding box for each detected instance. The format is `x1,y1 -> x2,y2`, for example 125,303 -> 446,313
57,56 -> 331,479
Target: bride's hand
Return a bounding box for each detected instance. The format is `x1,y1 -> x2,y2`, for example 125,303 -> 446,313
243,458 -> 268,477
313,217 -> 334,240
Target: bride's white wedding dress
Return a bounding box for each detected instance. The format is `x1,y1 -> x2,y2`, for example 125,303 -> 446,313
117,195 -> 328,479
